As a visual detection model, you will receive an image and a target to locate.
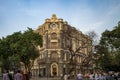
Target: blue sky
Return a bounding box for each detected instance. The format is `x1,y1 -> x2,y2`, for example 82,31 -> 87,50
0,0 -> 120,38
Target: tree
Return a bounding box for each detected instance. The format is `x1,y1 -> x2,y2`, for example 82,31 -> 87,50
6,32 -> 22,70
95,45 -> 112,71
62,27 -> 93,74
0,28 -> 43,72
96,21 -> 120,71
86,31 -> 99,71
18,28 -> 43,72
0,35 -> 18,70
86,30 -> 98,45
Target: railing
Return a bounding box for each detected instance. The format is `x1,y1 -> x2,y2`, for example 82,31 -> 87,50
49,58 -> 59,62
38,59 -> 46,64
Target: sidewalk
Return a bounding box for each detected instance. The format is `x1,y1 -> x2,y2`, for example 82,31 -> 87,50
30,76 -> 75,80
30,77 -> 61,80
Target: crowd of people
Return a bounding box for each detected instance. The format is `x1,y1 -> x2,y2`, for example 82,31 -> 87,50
2,70 -> 30,80
2,70 -> 120,80
62,71 -> 120,80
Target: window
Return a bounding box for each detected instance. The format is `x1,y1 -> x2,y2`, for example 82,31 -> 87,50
51,33 -> 57,39
63,53 -> 67,61
51,51 -> 58,59
51,42 -> 57,48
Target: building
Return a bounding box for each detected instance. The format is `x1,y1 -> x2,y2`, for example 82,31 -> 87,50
32,14 -> 92,77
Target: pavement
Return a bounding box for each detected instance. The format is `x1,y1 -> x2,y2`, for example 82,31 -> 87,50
30,77 -> 61,80
30,76 -> 75,80
0,76 -> 76,80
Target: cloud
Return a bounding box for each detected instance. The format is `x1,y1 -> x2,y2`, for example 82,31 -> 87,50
0,0 -> 120,38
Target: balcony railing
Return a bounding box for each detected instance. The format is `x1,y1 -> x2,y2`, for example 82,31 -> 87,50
38,59 -> 46,64
49,57 -> 59,62
38,57 -> 60,63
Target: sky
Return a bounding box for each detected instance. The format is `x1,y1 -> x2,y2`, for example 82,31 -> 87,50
0,0 -> 120,38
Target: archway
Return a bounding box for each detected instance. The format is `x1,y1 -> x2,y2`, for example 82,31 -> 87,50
51,63 -> 58,76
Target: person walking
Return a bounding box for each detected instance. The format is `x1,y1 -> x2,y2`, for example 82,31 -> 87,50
89,73 -> 94,80
14,70 -> 23,80
3,70 -> 10,80
118,72 -> 120,80
77,72 -> 82,80
63,74 -> 68,80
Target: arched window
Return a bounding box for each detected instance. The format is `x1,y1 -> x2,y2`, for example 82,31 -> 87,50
51,51 -> 58,60
51,33 -> 57,39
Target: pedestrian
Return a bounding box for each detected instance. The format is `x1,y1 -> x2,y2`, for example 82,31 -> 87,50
94,72 -> 99,80
118,72 -> 120,80
21,71 -> 26,80
3,70 -> 10,80
89,73 -> 94,80
63,74 -> 68,80
60,73 -> 63,80
77,72 -> 82,80
8,72 -> 13,80
14,70 -> 23,80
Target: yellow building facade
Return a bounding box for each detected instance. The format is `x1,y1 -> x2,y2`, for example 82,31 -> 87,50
32,14 -> 92,77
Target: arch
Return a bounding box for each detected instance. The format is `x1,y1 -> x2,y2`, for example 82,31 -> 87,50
51,63 -> 58,76
51,51 -> 58,60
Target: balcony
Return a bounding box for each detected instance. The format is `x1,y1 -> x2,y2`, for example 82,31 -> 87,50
38,57 -> 60,64
49,57 -> 59,62
38,59 -> 46,64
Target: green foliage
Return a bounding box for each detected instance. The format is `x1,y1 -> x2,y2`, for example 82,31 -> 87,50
115,50 -> 120,64
0,28 -> 43,71
19,28 -> 42,72
97,21 -> 120,71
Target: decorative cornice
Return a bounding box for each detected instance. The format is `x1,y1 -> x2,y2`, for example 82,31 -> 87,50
45,14 -> 64,23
